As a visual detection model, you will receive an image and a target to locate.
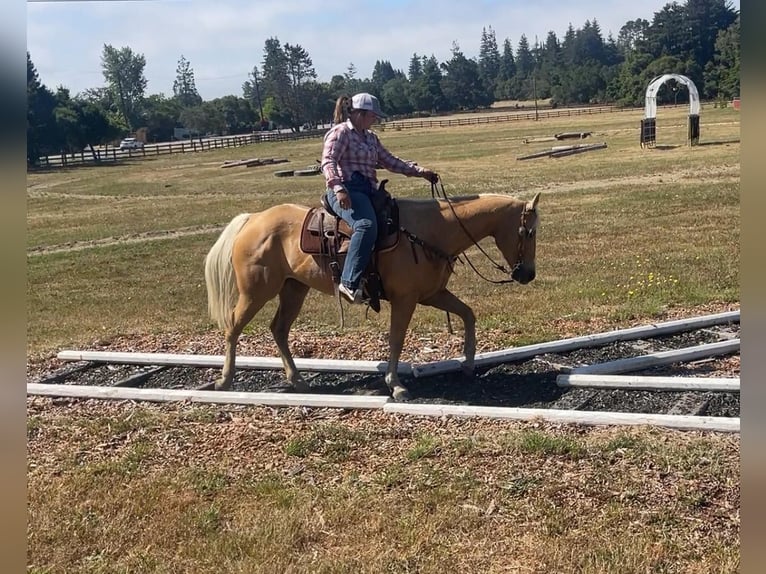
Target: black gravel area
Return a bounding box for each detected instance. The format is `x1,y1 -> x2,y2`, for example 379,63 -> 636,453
32,323 -> 740,419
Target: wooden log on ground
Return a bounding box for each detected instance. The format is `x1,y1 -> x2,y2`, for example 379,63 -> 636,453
221,158 -> 261,168
550,142 -> 607,158
517,149 -> 555,161
522,136 -> 558,144
554,132 -> 592,140
246,158 -> 289,167
556,374 -> 740,392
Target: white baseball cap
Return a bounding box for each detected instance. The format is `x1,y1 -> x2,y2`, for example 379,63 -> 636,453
351,92 -> 387,119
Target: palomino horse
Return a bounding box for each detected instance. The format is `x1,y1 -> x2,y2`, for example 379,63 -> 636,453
204,192 -> 540,400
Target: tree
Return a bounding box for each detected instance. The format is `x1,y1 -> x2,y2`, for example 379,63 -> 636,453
210,96 -> 255,134
343,63 -> 363,95
684,0 -> 739,97
495,38 -> 517,99
646,4 -> 687,59
684,0 -> 739,70
179,102 -> 225,136
408,53 -> 423,82
259,38 -> 317,129
372,60 -> 398,93
408,55 -> 445,113
617,18 -> 650,54
101,44 -> 147,131
27,52 -> 57,164
242,65 -> 265,121
381,76 -> 413,116
142,94 -> 182,141
440,42 -> 492,110
284,43 -> 317,127
49,87 -> 116,152
515,35 -> 535,78
299,80 -> 334,126
478,26 -> 501,98
703,16 -> 739,99
172,55 -> 202,108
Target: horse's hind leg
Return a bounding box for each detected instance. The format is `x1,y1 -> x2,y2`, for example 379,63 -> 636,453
386,297 -> 419,401
217,294 -> 263,391
271,279 -> 311,391
421,289 -> 476,377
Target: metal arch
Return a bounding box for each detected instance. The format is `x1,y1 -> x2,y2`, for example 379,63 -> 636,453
644,73 -> 701,119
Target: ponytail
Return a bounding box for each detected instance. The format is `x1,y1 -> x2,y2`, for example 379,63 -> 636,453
333,95 -> 352,124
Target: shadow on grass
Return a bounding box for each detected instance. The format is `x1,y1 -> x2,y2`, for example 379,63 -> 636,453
648,138 -> 740,151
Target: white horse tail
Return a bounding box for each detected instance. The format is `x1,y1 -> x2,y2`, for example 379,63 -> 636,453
204,213 -> 251,330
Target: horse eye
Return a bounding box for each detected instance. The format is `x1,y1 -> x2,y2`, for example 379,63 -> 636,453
518,226 -> 525,236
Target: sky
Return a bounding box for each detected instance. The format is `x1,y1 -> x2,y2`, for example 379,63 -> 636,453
26,0 -> 741,101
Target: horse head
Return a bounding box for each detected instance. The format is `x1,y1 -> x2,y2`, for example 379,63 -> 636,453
508,192 -> 539,284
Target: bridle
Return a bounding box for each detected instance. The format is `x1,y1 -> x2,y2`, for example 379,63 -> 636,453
430,180 -> 536,285
516,204 -> 537,269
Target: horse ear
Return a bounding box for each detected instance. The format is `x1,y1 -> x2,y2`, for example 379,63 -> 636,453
527,192 -> 540,210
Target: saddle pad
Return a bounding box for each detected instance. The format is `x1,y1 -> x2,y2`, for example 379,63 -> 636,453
300,207 -> 352,255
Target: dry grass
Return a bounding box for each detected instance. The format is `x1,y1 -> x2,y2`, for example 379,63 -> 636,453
27,399 -> 739,574
27,106 -> 740,572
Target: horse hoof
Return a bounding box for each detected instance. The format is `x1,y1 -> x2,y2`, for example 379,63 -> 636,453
392,387 -> 412,402
291,380 -> 310,393
214,380 -> 232,391
461,365 -> 476,380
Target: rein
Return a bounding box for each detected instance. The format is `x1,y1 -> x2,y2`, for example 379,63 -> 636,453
429,180 -> 529,285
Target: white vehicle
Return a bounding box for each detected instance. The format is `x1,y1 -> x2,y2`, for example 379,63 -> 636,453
119,137 -> 144,150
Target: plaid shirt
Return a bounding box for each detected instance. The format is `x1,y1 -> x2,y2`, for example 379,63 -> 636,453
321,120 -> 425,191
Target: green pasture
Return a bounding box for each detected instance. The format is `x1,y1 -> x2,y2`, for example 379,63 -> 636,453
27,105 -> 740,357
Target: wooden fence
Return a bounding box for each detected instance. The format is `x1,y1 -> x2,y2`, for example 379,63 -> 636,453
379,105 -> 626,131
35,129 -> 327,169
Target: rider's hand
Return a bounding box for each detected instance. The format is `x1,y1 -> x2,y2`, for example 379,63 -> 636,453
422,170 -> 439,184
335,188 -> 351,210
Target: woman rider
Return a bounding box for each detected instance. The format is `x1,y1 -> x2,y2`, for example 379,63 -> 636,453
321,92 -> 439,303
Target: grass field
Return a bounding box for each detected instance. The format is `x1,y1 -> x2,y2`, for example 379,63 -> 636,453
27,105 -> 740,573
27,105 -> 739,357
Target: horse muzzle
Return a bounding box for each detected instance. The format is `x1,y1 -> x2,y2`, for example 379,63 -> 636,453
511,263 -> 535,285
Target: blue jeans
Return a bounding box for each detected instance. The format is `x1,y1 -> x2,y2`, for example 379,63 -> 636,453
325,182 -> 378,291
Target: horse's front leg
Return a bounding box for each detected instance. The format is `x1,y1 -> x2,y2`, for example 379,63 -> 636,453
386,297 -> 419,401
421,289 -> 476,377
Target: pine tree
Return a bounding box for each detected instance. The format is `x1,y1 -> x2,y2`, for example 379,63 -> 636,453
478,26 -> 501,98
173,55 -> 202,107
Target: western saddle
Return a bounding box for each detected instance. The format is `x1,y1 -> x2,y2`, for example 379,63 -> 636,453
299,180 -> 400,312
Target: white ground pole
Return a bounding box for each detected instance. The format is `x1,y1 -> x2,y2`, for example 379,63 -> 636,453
412,310 -> 739,377
383,403 -> 739,433
37,310 -> 739,433
55,311 -> 738,378
25,383 -> 739,433
557,374 -> 740,392
26,384 -> 390,410
55,351 -> 413,376
569,339 -> 739,375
